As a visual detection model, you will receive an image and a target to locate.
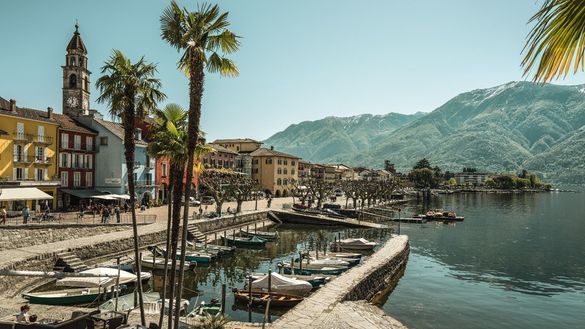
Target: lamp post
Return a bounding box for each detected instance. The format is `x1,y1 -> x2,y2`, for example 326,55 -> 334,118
255,190 -> 258,211
398,207 -> 401,235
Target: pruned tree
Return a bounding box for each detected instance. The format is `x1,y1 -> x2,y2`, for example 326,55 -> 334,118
227,174 -> 255,213
305,177 -> 335,209
290,178 -> 311,206
340,180 -> 359,208
199,169 -> 236,214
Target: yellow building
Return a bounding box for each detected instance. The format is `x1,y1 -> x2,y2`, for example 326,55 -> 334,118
250,147 -> 299,197
0,98 -> 60,210
213,138 -> 262,154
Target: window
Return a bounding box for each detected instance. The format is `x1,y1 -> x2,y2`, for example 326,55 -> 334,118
74,154 -> 81,168
86,172 -> 92,187
253,168 -> 258,174
61,172 -> 68,187
86,154 -> 92,169
162,162 -> 167,177
15,168 -> 25,181
74,135 -> 81,149
266,158 -> 272,165
73,172 -> 81,187
277,168 -> 282,175
284,168 -> 288,175
70,57 -> 76,66
36,169 -> 44,181
277,159 -> 282,165
277,178 -> 282,185
60,153 -> 68,168
292,169 -> 296,175
292,161 -> 296,166
145,173 -> 152,185
13,144 -> 23,162
36,147 -> 44,162
100,137 -> 108,145
16,122 -> 25,140
69,74 -> 77,88
37,126 -> 45,143
61,133 -> 69,149
284,159 -> 288,165
86,136 -> 93,151
283,178 -> 288,186
135,128 -> 142,141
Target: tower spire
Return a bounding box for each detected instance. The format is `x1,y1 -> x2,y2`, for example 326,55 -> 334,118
75,20 -> 79,33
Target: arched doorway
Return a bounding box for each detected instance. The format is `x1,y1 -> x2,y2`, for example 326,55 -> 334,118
275,190 -> 281,198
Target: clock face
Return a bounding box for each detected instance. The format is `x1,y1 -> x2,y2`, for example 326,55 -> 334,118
66,97 -> 78,107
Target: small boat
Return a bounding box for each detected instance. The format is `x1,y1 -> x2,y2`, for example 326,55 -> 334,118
239,228 -> 279,241
415,209 -> 464,221
141,256 -> 194,270
305,251 -> 363,260
281,262 -> 347,275
186,241 -> 235,256
295,257 -> 351,268
221,235 -> 267,249
252,272 -> 331,288
182,299 -> 222,320
99,292 -> 160,312
161,248 -> 214,263
23,286 -> 119,306
330,238 -> 377,251
56,267 -> 151,288
233,289 -> 304,308
247,272 -> 313,296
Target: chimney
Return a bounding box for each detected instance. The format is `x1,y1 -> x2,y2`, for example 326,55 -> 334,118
47,107 -> 53,119
270,145 -> 274,150
9,99 -> 16,113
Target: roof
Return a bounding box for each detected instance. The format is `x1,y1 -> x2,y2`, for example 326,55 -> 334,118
94,117 -> 147,146
208,143 -> 238,155
0,187 -> 53,201
249,147 -> 300,159
53,114 -> 97,134
66,24 -> 87,54
0,97 -> 59,124
213,138 -> 263,144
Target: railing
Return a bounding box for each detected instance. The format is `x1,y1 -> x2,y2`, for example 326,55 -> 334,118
61,144 -> 97,152
13,154 -> 35,163
13,133 -> 33,143
34,156 -> 53,165
134,180 -> 154,187
1,212 -> 157,226
34,135 -> 53,145
69,163 -> 92,169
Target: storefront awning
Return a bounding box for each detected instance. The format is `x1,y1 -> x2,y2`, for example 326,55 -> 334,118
92,195 -> 118,200
0,187 -> 53,201
61,189 -> 105,199
110,194 -> 131,200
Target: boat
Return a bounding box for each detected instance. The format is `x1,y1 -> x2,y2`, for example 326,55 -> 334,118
247,272 -> 313,296
189,242 -> 236,255
280,262 -> 347,275
23,286 -> 119,306
141,256 -> 194,270
99,292 -> 160,311
414,209 -> 464,221
252,272 -> 331,288
221,235 -> 267,249
330,238 -> 377,251
56,267 -> 151,288
233,289 -> 304,308
305,251 -> 363,260
149,245 -> 215,263
239,228 -> 279,241
295,257 -> 351,268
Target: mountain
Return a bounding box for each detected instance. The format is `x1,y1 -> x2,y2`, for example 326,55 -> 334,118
264,82 -> 585,184
263,112 -> 426,163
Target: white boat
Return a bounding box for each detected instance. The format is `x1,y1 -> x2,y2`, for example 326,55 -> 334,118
249,272 -> 313,296
99,292 -> 188,315
56,267 -> 151,288
330,238 -> 377,251
141,256 -> 193,270
298,257 -> 350,267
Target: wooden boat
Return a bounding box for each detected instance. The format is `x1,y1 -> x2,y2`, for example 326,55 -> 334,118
281,262 -> 347,275
181,299 -> 222,320
140,256 -> 193,270
189,242 -> 236,255
99,292 -> 160,311
233,289 -> 304,308
23,287 -> 118,305
56,268 -> 151,288
239,228 -> 279,241
252,272 -> 331,288
221,235 -> 267,249
247,272 -> 313,296
330,238 -> 377,251
160,248 -> 214,263
306,251 -> 363,260
295,257 -> 351,268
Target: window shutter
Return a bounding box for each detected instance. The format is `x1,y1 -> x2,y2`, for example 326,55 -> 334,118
13,168 -> 17,180
24,168 -> 29,180
67,153 -> 71,168
44,169 -> 49,180
13,145 -> 18,162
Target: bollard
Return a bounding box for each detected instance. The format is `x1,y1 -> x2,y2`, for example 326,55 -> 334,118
268,269 -> 272,295
224,230 -> 227,247
215,232 -> 218,246
254,222 -> 257,233
204,235 -> 207,248
291,257 -> 295,275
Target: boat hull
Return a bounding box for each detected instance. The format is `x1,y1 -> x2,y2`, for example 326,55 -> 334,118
221,236 -> 267,249
23,288 -> 114,306
233,290 -> 303,308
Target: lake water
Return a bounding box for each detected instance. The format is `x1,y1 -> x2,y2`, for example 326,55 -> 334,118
383,192 -> 585,329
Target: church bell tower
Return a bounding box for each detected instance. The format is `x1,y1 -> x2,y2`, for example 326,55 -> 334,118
62,23 -> 90,117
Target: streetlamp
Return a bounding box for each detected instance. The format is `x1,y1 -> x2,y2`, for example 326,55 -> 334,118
397,207 -> 401,235
254,190 -> 258,211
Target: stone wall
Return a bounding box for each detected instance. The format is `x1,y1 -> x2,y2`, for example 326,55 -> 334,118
195,211 -> 268,233
0,224 -> 134,251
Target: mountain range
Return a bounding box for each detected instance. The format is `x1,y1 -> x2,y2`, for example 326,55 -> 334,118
263,82 -> 585,184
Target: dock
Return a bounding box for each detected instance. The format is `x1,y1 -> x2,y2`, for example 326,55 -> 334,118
274,210 -> 389,229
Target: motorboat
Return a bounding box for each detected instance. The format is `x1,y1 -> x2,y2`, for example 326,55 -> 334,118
247,272 -> 312,296
56,267 -> 151,288
330,238 -> 377,251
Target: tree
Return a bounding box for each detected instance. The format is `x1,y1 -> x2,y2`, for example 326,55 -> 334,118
340,180 -> 359,208
384,160 -> 396,174
448,177 -> 457,187
305,177 -> 335,209
290,179 -> 311,206
522,0 -> 585,83
96,50 -> 165,325
200,169 -> 237,215
228,174 -> 255,213
413,158 -> 431,170
161,3 -> 240,327
408,168 -> 435,188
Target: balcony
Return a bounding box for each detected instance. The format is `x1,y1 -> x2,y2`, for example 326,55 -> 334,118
60,144 -> 97,152
13,133 -> 33,144
13,154 -> 34,164
0,176 -> 60,187
34,135 -> 53,145
134,180 -> 155,187
34,156 -> 53,166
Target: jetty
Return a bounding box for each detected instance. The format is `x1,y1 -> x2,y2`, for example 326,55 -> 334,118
274,210 -> 388,229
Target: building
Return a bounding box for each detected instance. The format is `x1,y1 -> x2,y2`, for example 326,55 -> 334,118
0,98 -> 60,210
250,147 -> 299,197
62,23 -> 91,118
213,138 -> 262,154
333,164 -> 357,180
298,160 -> 312,179
53,114 -> 97,209
204,143 -> 238,169
454,172 -> 490,186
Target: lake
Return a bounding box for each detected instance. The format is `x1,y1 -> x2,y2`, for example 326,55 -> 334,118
383,191 -> 585,329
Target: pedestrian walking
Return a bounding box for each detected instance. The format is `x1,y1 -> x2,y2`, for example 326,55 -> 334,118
22,205 -> 30,224
115,205 -> 121,223
1,206 -> 7,225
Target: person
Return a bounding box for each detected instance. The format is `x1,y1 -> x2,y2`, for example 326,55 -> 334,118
16,305 -> 30,323
0,206 -> 6,225
22,205 -> 30,224
78,205 -> 85,221
267,197 -> 272,208
115,205 -> 121,223
123,202 -> 128,213
198,207 -> 203,218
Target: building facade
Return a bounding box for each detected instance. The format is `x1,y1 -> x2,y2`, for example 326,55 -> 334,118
0,98 -> 60,209
213,138 -> 262,154
250,147 -> 299,197
204,143 -> 238,169
454,172 -> 490,186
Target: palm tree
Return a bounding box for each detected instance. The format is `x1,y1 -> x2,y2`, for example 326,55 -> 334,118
161,2 -> 240,327
147,104 -> 189,327
96,50 -> 165,325
522,0 -> 585,82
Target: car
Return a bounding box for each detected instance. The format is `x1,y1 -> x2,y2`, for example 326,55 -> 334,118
201,196 -> 215,205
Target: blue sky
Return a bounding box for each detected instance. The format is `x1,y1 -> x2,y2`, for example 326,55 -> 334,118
1,0 -> 584,141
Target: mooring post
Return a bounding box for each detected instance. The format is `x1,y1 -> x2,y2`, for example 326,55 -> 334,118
254,222 -> 257,233
316,242 -> 319,260
221,283 -> 226,315
224,230 -> 227,247
263,221 -> 265,229
215,232 -> 218,246
268,269 -> 272,295
247,225 -> 249,233
204,235 -> 207,248
299,251 -> 304,271
248,275 -> 253,306
291,257 -> 295,275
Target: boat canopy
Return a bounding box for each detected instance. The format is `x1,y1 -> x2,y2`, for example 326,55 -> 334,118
251,272 -> 312,295
0,187 -> 53,201
56,267 -> 136,288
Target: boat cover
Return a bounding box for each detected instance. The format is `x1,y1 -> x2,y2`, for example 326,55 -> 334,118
56,267 -> 150,288
251,272 -> 312,295
341,238 -> 375,245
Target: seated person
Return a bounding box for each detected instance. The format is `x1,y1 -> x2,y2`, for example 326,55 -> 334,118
16,305 -> 30,323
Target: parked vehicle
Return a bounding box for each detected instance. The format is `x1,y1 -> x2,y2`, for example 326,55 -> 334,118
201,196 -> 214,205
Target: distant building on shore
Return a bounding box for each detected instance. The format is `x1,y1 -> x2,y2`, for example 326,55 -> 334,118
454,172 -> 490,186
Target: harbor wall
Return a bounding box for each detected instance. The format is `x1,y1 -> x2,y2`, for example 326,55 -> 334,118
195,211 -> 270,233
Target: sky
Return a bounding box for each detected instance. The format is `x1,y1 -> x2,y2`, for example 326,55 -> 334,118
1,0 -> 585,141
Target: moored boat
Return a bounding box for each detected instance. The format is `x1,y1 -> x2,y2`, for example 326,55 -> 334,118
252,272 -> 331,288
141,256 -> 194,270
330,238 -> 377,251
221,235 -> 267,249
233,289 -> 304,308
239,228 -> 279,241
179,299 -> 222,327
23,286 -> 119,305
56,267 -> 151,288
280,262 -> 347,275
248,272 -> 313,296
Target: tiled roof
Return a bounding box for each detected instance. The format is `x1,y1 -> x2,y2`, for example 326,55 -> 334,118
53,114 -> 97,134
208,143 -> 238,155
249,147 -> 300,159
213,138 -> 263,144
0,96 -> 58,124
94,117 -> 147,146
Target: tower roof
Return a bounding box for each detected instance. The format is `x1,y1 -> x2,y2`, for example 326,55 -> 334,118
66,23 -> 87,54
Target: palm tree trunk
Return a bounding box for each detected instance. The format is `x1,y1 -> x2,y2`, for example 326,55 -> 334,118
174,61 -> 205,329
158,173 -> 173,328
167,163 -> 184,329
123,103 -> 145,325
